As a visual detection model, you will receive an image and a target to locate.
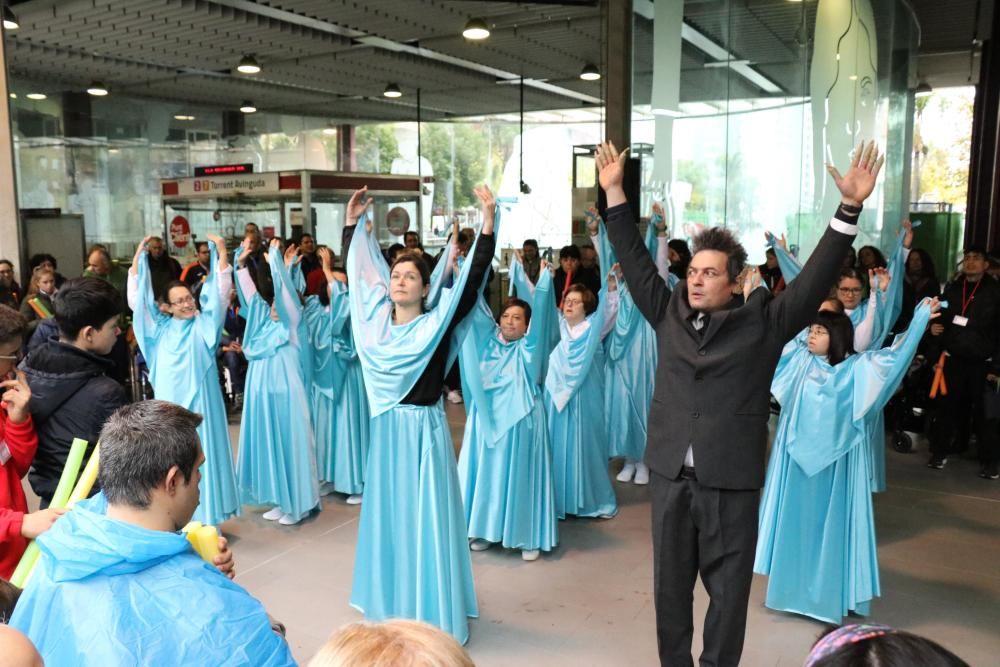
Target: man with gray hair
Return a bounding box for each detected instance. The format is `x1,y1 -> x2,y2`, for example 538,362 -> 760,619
10,400 -> 294,666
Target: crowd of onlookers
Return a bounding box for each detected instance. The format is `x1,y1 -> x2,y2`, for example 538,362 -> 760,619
0,217 -> 984,665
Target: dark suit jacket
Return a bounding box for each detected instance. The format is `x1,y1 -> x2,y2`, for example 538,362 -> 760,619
606,202 -> 857,489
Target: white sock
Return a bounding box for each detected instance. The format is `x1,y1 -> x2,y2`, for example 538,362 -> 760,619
634,462 -> 650,485
278,513 -> 300,526
346,494 -> 363,505
616,461 -> 637,482
262,507 -> 283,521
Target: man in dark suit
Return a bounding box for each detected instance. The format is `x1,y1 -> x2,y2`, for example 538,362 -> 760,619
596,140 -> 884,666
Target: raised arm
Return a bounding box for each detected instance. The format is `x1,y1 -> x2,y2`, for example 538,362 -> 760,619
267,240 -> 302,338
451,185 -> 497,323
195,235 -> 229,347
852,269 -> 882,352
126,236 -> 161,353
233,239 -> 260,311
599,266 -> 621,340
767,140 -> 885,341
651,203 -> 672,284
595,142 -> 669,326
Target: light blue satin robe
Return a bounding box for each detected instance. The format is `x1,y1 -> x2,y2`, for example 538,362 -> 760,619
129,242 -> 240,526
457,268 -> 557,552
234,247 -> 320,522
755,301 -> 933,623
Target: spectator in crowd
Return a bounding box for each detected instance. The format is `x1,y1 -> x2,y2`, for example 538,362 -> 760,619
927,245 -> 1000,473
181,241 -> 212,298
83,245 -> 129,296
0,626 -> 43,667
895,247 -> 940,333
144,236 -> 182,302
27,253 -> 66,288
241,224 -> 273,301
386,243 -> 406,265
759,248 -> 785,294
1,576 -> 20,621
298,233 -> 322,281
404,231 -> 436,271
309,620 -> 474,667
9,400 -> 295,666
553,245 -> 600,308
667,239 -> 691,282
580,243 -> 599,274
520,239 -> 541,285
19,268 -> 57,338
842,246 -> 858,270
20,278 -> 128,507
1,305 -> 66,580
857,245 -> 888,271
803,624 -> 968,667
0,260 -> 19,308
219,288 -> 247,410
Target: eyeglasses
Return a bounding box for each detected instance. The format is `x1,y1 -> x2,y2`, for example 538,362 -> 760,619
0,349 -> 24,363
170,295 -> 196,306
838,287 -> 863,294
563,298 -> 584,307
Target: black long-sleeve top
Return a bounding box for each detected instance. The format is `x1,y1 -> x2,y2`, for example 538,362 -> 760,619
342,224 -> 496,405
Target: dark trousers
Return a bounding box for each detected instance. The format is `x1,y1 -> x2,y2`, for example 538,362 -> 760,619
930,356 -> 986,458
651,470 -> 759,667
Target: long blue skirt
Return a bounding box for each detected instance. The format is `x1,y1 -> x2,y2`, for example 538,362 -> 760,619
868,411 -> 887,493
545,376 -> 618,520
458,396 -> 558,552
191,381 -> 241,526
237,346 -> 320,522
350,401 -> 478,644
754,423 -> 879,623
324,361 -> 369,495
605,363 -> 650,461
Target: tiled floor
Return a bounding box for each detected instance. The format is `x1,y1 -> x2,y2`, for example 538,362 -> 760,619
24,408 -> 1000,666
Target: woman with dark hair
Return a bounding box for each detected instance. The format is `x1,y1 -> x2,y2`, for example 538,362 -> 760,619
127,234 -> 241,527
754,297 -> 940,623
895,247 -> 940,332
804,624 -> 968,667
667,238 -> 691,281
344,185 -> 495,644
857,245 -> 887,270
544,264 -> 620,520
457,263 -> 558,562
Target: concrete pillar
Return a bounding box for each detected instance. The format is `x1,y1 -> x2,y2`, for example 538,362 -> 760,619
0,30 -> 22,274
604,0 -> 633,149
651,0 -> 684,184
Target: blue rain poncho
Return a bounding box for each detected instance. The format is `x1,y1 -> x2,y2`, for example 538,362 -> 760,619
754,300 -> 934,623
10,495 -> 294,666
457,267 -> 558,552
128,241 -> 240,526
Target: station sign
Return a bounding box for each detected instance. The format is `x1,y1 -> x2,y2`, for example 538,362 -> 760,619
173,173 -> 281,197
194,163 -> 254,176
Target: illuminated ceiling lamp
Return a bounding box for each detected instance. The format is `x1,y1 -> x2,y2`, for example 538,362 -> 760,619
86,81 -> 109,96
383,83 -> 402,98
239,100 -> 257,113
462,17 -> 490,40
26,92 -> 46,100
322,122 -> 337,136
3,6 -> 19,30
580,63 -> 601,81
237,54 -> 262,74
914,80 -> 933,97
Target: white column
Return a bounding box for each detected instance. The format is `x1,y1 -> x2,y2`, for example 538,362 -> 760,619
0,32 -> 22,273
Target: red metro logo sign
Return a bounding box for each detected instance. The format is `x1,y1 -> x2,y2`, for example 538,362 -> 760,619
170,216 -> 191,249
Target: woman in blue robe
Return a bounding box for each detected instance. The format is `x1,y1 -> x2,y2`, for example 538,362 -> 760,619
590,206 -> 674,485
457,257 -> 557,562
234,239 -> 320,526
127,234 -> 240,526
754,297 -> 939,623
544,264 -> 619,520
345,185 -> 496,645
304,246 -> 369,504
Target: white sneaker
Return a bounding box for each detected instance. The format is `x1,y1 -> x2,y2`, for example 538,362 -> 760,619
469,538 -> 492,551
262,507 -> 284,521
318,482 -> 336,497
616,462 -> 637,482
278,513 -> 301,526
634,462 -> 650,485
521,549 -> 540,562
597,513 -> 616,520
346,494 -> 363,505
446,389 -> 463,404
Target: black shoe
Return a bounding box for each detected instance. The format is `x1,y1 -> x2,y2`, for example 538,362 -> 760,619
927,457 -> 947,469
979,467 -> 999,480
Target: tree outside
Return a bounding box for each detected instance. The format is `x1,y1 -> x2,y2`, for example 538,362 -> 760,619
912,86 -> 975,209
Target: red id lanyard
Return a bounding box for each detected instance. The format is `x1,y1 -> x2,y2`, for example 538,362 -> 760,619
961,279 -> 981,316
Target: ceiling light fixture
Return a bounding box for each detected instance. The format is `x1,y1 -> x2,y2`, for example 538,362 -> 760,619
580,63 -> 601,81
26,93 -> 46,100
2,6 -> 19,30
383,83 -> 402,98
914,80 -> 933,97
86,81 -> 109,96
174,114 -> 196,121
239,100 -> 257,113
462,18 -> 490,40
322,125 -> 337,136
8,93 -> 15,99
237,54 -> 262,75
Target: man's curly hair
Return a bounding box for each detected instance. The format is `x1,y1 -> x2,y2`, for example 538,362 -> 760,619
691,227 -> 748,283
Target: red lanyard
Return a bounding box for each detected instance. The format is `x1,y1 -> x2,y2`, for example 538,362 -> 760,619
562,270 -> 574,300
961,279 -> 981,316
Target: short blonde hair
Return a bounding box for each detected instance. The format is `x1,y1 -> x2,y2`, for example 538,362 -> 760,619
308,620 -> 474,667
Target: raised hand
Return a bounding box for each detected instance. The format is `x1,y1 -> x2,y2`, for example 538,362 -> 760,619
594,142 -> 630,197
283,242 -> 299,267
651,202 -> 667,235
901,219 -> 914,249
927,296 -> 941,320
346,186 -> 373,226
317,246 -> 333,271
873,267 -> 890,292
474,184 -> 496,235
512,248 -> 523,265
130,235 -> 152,274
585,206 -> 601,236
743,266 -> 762,300
826,140 -> 885,207
205,233 -> 228,268
237,238 -> 252,266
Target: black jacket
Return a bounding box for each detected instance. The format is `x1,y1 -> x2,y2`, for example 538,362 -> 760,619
606,201 -> 856,489
935,276 -> 1000,362
20,341 -> 128,503
553,266 -> 601,307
